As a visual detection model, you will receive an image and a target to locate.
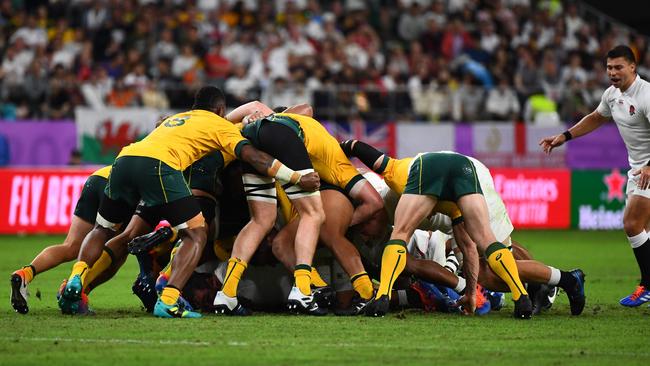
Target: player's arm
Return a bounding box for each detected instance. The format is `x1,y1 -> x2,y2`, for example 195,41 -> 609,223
539,110 -> 610,154
238,144 -> 320,191
340,140 -> 386,173
348,180 -> 384,227
226,101 -> 274,123
281,103 -> 313,117
451,222 -> 479,313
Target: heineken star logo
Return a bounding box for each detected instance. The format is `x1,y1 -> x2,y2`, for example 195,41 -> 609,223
603,169 -> 626,202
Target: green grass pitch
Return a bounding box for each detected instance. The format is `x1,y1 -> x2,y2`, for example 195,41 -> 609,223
1,230 -> 648,366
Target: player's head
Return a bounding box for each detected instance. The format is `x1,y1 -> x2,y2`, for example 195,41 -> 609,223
192,86 -> 226,117
273,106 -> 288,113
606,45 -> 636,89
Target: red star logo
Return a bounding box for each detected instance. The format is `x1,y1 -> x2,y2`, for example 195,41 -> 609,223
603,169 -> 626,202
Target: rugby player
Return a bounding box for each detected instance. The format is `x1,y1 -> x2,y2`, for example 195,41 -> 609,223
541,45 -> 650,307
214,103 -> 382,315
347,142 -> 586,316
340,142 -> 533,318
58,86 -> 320,318
10,166 -> 128,314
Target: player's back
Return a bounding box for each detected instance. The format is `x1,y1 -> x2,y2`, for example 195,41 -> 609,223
118,109 -> 246,171
276,113 -> 362,191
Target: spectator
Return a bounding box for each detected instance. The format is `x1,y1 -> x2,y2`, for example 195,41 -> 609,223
452,73 -> 484,121
224,63 -> 256,105
397,2 -> 427,42
485,76 -> 520,121
172,44 -> 198,79
107,77 -> 139,107
80,67 -> 112,109
440,17 -> 473,60
523,88 -> 560,126
22,60 -> 49,118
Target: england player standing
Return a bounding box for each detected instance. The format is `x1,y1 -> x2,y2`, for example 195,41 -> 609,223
540,45 -> 650,307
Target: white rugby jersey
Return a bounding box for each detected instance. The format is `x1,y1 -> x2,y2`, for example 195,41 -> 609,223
597,74 -> 650,170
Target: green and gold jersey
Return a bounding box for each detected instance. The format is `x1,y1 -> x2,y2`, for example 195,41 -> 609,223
118,109 -> 249,171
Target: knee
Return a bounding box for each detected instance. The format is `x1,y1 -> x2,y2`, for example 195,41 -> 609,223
60,241 -> 81,262
624,217 -> 645,237
252,211 -> 277,231
304,204 -> 326,226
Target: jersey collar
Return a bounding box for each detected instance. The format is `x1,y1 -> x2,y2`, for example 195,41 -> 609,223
621,74 -> 640,95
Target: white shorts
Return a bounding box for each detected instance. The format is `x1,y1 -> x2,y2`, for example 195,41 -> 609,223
406,229 -> 448,266
627,168 -> 650,200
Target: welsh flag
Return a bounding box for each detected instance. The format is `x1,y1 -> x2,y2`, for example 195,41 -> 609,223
76,108 -> 170,164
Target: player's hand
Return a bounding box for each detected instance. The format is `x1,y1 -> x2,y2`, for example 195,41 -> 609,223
632,166 -> 650,190
242,110 -> 266,125
539,134 -> 566,154
456,294 -> 476,315
298,172 -> 320,191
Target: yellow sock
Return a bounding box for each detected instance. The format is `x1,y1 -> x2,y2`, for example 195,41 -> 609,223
222,257 -> 247,297
160,286 -> 180,305
21,265 -> 35,283
486,242 -> 528,300
351,271 -> 374,300
69,261 -> 90,284
376,240 -> 407,299
83,250 -> 113,291
294,264 -> 312,296
161,244 -> 180,278
310,267 -> 328,287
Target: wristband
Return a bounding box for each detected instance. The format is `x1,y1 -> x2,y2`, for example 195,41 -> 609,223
562,130 -> 573,141
268,159 -> 301,185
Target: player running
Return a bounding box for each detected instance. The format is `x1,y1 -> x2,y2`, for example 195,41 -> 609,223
541,45 -> 650,308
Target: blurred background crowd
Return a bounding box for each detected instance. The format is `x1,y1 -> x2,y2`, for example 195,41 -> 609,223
0,0 -> 648,123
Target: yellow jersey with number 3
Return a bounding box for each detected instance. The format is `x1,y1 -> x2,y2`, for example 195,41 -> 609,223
118,109 -> 249,171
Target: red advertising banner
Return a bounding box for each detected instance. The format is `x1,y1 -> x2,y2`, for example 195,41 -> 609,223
0,168 -> 95,234
491,168 -> 571,229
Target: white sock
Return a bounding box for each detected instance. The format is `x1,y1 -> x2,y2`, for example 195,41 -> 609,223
627,231 -> 649,249
548,267 -> 561,286
454,276 -> 466,294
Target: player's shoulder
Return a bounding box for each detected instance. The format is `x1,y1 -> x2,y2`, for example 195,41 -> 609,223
601,85 -> 617,99
635,76 -> 650,95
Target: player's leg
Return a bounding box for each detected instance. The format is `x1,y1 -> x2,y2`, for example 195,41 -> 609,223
58,193 -> 132,314
312,189 -> 373,314
10,216 -> 93,314
366,193 -> 437,316
405,254 -> 464,292
84,215 -> 154,293
214,169 -> 277,315
620,193 -> 650,306
153,193 -> 207,319
457,193 -> 531,318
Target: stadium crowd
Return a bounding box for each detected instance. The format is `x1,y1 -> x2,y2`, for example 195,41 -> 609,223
0,0 -> 648,123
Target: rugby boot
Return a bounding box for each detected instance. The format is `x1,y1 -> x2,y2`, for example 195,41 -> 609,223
58,275 -> 83,315
10,270 -> 29,314
365,294 -> 390,317
286,286 -> 327,316
513,294 -> 533,319
620,285 -> 650,307
213,291 -> 251,316
153,297 -> 201,318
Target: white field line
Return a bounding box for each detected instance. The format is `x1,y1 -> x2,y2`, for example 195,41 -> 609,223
1,337 -> 643,357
